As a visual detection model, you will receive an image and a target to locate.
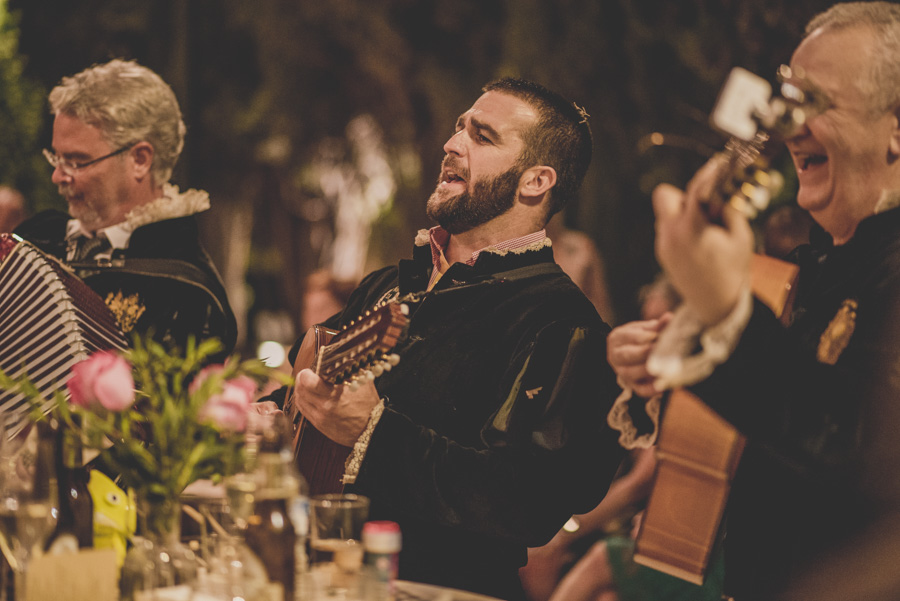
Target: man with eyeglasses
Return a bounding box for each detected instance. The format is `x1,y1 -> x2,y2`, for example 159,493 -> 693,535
606,3 -> 900,600
14,59 -> 236,356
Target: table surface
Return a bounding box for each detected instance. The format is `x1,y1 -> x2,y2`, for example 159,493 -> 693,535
395,580 -> 504,601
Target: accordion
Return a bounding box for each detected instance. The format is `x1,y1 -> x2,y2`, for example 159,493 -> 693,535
0,235 -> 127,436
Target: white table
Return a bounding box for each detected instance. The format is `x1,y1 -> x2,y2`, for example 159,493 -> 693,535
395,580 -> 504,601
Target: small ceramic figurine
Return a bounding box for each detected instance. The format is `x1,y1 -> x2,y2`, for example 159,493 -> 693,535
89,470 -> 136,567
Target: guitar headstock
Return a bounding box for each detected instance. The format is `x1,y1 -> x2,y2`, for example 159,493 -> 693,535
705,65 -> 831,221
316,302 -> 409,387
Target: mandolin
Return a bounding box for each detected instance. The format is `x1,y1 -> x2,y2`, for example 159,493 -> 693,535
632,65 -> 830,584
283,301 -> 409,495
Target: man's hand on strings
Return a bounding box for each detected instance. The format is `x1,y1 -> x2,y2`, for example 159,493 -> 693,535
293,369 -> 381,447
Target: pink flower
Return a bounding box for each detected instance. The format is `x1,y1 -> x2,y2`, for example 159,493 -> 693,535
199,380 -> 255,432
190,364 -> 221,394
67,351 -> 135,411
192,365 -> 256,432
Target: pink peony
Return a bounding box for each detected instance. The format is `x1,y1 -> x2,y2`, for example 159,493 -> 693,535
67,351 -> 135,411
199,380 -> 255,432
189,364 -> 223,395
192,365 -> 257,432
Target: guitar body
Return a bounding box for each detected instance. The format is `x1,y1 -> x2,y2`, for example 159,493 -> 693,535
749,253 -> 800,326
634,254 -> 799,583
286,325 -> 352,496
634,389 -> 745,584
283,303 -> 408,496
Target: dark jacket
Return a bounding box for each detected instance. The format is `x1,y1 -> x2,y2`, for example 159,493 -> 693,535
690,207 -> 900,600
15,209 -> 237,358
285,238 -> 624,600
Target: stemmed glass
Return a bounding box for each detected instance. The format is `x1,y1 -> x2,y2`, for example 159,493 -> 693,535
0,419 -> 58,601
192,414 -> 277,600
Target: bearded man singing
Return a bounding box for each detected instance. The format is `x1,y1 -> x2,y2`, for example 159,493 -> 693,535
271,78 -> 624,601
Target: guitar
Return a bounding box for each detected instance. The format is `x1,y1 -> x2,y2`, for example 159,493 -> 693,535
632,66 -> 828,584
282,301 -> 409,495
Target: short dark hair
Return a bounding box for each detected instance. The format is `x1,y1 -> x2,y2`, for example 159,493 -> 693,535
482,78 -> 593,218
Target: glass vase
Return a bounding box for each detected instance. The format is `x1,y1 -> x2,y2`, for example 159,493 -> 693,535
120,496 -> 199,600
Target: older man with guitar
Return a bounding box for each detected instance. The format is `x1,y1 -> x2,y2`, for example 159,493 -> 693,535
607,3 -> 900,601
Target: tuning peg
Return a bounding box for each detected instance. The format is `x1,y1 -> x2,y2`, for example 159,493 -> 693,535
370,364 -> 384,377
755,168 -> 784,195
400,304 -> 410,315
388,354 -> 400,366
363,370 -> 375,381
728,192 -> 758,219
739,181 -> 771,212
347,380 -> 360,391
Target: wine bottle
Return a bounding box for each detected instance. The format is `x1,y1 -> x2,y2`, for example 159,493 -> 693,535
244,415 -> 308,601
49,424 -> 93,549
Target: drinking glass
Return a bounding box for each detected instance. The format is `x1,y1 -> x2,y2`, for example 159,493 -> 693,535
308,494 -> 370,600
0,420 -> 58,601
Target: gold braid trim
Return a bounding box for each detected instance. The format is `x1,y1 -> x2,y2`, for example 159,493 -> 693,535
342,399 -> 386,485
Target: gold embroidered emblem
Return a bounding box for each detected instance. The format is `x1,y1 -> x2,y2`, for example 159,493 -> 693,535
817,299 -> 858,365
105,291 -> 146,333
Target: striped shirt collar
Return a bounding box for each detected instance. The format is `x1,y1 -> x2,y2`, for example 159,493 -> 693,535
425,226 -> 548,288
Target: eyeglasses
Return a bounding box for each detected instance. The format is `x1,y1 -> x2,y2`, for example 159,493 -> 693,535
42,143 -> 136,177
776,64 -> 832,117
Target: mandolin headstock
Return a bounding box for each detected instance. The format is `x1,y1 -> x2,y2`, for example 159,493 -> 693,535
316,301 -> 409,387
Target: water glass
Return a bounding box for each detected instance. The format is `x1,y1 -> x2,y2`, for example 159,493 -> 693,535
307,494 -> 370,600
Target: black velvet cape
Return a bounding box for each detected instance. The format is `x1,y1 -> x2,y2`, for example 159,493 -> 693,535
282,238 -> 624,600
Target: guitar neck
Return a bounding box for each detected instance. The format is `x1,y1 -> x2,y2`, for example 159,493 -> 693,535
288,301 -> 409,496
703,131 -> 777,223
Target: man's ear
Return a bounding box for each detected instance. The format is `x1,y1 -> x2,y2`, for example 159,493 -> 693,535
890,106 -> 900,160
518,165 -> 557,204
130,142 -> 155,181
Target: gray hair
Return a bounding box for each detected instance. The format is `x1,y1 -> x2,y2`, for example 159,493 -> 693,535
48,59 -> 186,186
804,2 -> 900,115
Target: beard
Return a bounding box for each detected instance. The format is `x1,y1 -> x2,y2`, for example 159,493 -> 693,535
59,184 -> 103,231
426,158 -> 523,235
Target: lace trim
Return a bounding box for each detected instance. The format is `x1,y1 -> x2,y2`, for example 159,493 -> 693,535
482,237 -> 552,256
342,399 -> 386,485
606,381 -> 660,449
414,228 -> 431,247
414,227 -> 552,257
120,183 -> 210,233
647,287 -> 753,389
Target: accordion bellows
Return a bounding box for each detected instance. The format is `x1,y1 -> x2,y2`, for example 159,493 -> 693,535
0,236 -> 127,435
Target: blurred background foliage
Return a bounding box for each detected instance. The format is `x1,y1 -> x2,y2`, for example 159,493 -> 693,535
6,0 -> 836,354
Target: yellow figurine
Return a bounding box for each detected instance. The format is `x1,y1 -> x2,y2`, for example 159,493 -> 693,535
88,470 -> 137,567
